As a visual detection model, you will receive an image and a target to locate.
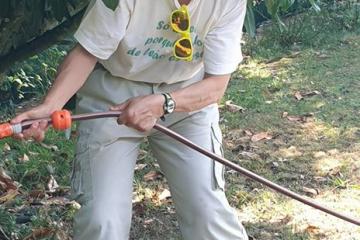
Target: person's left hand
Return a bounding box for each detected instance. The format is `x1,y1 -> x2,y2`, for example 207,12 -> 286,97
110,94 -> 165,132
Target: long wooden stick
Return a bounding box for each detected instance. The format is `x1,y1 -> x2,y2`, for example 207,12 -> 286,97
3,111 -> 360,226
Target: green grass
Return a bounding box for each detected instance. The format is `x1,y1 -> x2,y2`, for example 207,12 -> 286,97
0,129 -> 75,239
222,31 -> 360,239
0,129 -> 74,189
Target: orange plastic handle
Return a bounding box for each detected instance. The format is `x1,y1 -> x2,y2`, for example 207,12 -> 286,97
0,123 -> 13,139
51,110 -> 72,130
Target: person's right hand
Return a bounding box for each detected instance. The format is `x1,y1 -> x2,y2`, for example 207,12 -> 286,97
11,104 -> 54,142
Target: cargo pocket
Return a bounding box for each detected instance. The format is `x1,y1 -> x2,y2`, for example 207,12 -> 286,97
210,122 -> 225,191
70,129 -> 93,204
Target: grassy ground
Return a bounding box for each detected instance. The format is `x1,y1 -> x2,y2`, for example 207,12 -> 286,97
223,33 -> 360,239
1,5 -> 360,239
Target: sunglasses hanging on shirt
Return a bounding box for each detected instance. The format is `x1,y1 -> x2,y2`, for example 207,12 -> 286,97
170,5 -> 193,61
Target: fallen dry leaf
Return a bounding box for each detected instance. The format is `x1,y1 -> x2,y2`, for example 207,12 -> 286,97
67,200 -> 81,210
42,197 -> 70,206
54,230 -> 69,240
0,181 -> 7,190
143,171 -> 162,182
302,186 -> 319,196
279,215 -> 293,225
317,53 -> 329,59
29,189 -> 46,199
305,225 -> 321,234
144,218 -> 154,225
286,113 -> 314,123
40,142 -> 59,151
19,153 -> 30,162
225,100 -> 246,113
47,175 -> 59,193
0,168 -> 18,191
135,163 -> 147,171
137,150 -> 148,161
238,151 -> 260,160
282,112 -> 289,118
159,189 -> 171,201
294,90 -> 321,101
272,161 -> 279,168
294,91 -> 303,101
3,143 -> 11,151
303,90 -> 321,97
23,228 -> 55,240
0,189 -> 19,204
28,151 -> 39,156
251,132 -> 273,142
244,130 -> 253,136
286,115 -> 303,122
313,176 -> 327,182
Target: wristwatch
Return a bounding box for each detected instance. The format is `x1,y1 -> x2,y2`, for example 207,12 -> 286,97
162,93 -> 176,115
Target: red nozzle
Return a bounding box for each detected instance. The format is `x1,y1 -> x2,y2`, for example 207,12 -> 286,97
51,110 -> 72,130
0,123 -> 13,139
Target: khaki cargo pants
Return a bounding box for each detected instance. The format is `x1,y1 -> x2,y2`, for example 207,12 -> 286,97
71,66 -> 248,240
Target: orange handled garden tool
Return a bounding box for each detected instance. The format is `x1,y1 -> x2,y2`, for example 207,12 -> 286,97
0,110 -> 359,226
0,110 -> 121,139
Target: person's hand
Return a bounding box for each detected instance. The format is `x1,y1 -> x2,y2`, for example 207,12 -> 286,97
11,104 -> 54,142
110,94 -> 165,132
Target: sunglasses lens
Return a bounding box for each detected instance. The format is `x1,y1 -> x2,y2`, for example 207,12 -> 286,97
171,11 -> 189,32
175,39 -> 192,58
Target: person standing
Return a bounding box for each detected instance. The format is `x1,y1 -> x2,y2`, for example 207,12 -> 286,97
12,0 -> 248,239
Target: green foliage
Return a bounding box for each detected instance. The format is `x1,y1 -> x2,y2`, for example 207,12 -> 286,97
49,0 -> 72,22
245,0 -> 257,38
243,0 -> 360,55
0,0 -> 16,19
265,0 -> 296,30
0,0 -> 89,22
0,44 -> 73,121
0,0 -> 88,57
0,207 -> 16,239
325,0 -> 360,32
102,0 -> 120,11
244,0 -> 321,36
0,206 -> 29,239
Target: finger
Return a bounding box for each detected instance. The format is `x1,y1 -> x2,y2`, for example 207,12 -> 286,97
32,121 -> 46,142
117,106 -> 134,126
22,122 -> 39,140
110,101 -> 128,111
22,129 -> 33,140
11,112 -> 30,124
34,130 -> 45,142
140,117 -> 157,132
116,117 -> 123,125
13,133 -> 24,140
110,105 -> 122,111
38,120 -> 49,131
118,110 -> 135,126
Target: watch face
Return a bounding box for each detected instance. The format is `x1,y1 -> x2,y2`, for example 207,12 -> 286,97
163,93 -> 176,114
167,99 -> 175,113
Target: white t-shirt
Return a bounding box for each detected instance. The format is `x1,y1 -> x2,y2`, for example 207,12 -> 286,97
74,0 -> 246,84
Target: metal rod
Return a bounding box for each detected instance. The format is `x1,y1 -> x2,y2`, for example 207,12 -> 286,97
153,123 -> 360,226
20,111 -> 122,129
17,111 -> 360,226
